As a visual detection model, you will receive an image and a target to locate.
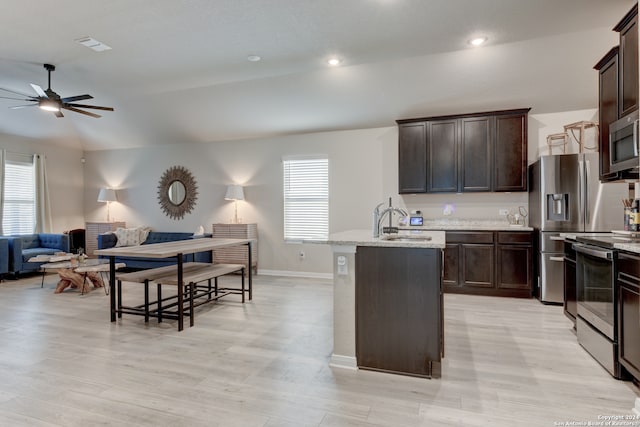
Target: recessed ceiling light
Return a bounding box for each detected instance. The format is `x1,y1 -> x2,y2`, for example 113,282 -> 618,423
469,37 -> 488,47
247,55 -> 261,62
328,58 -> 341,66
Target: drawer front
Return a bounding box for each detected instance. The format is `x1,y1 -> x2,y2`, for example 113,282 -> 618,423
446,231 -> 494,244
618,253 -> 640,282
497,231 -> 533,244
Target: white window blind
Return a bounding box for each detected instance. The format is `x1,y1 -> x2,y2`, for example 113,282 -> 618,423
283,157 -> 329,241
3,156 -> 35,235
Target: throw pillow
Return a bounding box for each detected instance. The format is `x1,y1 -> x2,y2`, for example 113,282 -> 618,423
115,227 -> 144,247
138,226 -> 151,244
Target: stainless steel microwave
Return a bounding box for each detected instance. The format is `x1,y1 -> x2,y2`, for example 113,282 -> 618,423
610,110 -> 639,173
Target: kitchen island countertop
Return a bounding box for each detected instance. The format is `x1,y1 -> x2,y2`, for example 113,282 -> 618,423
323,229 -> 445,248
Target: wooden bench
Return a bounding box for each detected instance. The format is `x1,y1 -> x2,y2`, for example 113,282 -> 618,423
115,262 -> 245,330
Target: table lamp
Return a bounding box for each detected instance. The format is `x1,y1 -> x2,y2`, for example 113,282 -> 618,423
97,188 -> 118,222
224,185 -> 245,224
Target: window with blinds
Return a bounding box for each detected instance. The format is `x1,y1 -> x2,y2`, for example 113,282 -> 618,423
283,157 -> 329,241
3,156 -> 35,235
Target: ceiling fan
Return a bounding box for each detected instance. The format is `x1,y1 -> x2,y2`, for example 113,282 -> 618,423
0,63 -> 114,118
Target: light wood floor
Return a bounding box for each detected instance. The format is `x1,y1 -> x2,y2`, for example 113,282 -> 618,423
0,273 -> 637,426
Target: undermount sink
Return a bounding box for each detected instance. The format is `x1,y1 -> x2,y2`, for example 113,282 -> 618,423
381,234 -> 432,242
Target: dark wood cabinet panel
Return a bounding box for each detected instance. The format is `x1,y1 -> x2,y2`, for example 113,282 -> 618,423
594,48 -> 619,181
494,113 -> 527,191
615,4 -> 638,118
462,244 -> 494,288
398,122 -> 427,193
397,108 -> 528,193
443,244 -> 459,287
617,252 -> 640,381
496,245 -> 532,290
564,241 -> 577,324
427,119 -> 458,192
355,246 -> 442,378
460,117 -> 492,192
444,231 -> 533,297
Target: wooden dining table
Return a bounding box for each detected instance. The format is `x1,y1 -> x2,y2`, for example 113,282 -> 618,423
95,237 -> 253,322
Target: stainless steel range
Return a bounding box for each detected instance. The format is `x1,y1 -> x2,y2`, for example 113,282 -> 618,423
573,234 -> 625,378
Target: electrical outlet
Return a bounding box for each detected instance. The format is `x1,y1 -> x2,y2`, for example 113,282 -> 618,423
299,250 -> 305,260
499,209 -> 509,216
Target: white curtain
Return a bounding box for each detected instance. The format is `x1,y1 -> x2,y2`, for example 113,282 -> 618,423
33,154 -> 52,233
0,149 -> 4,234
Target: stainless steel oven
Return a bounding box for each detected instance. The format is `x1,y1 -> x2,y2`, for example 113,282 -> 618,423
573,241 -> 622,378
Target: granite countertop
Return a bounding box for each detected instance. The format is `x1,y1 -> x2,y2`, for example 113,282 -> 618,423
321,229 -> 446,249
412,219 -> 533,231
614,243 -> 640,254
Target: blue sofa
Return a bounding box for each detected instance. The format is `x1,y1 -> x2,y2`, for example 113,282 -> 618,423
7,233 -> 70,276
0,238 -> 8,278
97,231 -> 212,270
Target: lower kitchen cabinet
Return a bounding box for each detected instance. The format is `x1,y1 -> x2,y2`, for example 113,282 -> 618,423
563,241 -> 577,324
443,230 -> 533,298
617,252 -> 640,381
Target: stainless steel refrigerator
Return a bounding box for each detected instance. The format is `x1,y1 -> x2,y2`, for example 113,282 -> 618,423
528,153 -> 627,303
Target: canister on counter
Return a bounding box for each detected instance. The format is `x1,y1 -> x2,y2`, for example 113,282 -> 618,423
631,199 -> 640,232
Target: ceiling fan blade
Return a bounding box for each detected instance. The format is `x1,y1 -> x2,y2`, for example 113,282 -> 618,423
61,94 -> 93,103
54,110 -> 64,118
0,95 -> 36,101
30,84 -> 47,98
0,87 -> 36,98
64,103 -> 113,111
9,104 -> 37,109
62,105 -> 101,118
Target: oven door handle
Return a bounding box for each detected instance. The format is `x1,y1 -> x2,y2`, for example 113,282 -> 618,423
572,243 -> 613,260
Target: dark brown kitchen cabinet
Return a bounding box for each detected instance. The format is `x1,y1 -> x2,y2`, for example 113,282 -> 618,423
615,4 -> 638,118
494,113 -> 528,191
595,4 -> 638,182
443,230 -> 533,298
397,108 -> 529,194
595,47 -> 620,181
427,119 -> 458,192
460,116 -> 492,192
617,252 -> 640,381
398,122 -> 427,193
563,240 -> 577,325
356,246 -> 443,378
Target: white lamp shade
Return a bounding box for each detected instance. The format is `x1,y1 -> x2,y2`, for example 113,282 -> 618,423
97,188 -> 118,203
224,185 -> 245,201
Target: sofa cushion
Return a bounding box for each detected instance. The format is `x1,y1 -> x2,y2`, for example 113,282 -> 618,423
115,227 -> 151,247
20,235 -> 40,250
22,247 -> 58,262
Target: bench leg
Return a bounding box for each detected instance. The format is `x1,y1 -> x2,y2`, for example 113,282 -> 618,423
189,282 -> 195,327
214,277 -> 218,296
241,267 -> 245,303
207,278 -> 212,301
117,280 -> 123,318
144,280 -> 150,323
157,283 -> 163,323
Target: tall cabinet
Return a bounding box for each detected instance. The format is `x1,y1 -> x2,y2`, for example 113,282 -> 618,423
85,221 -> 126,255
212,223 -> 258,273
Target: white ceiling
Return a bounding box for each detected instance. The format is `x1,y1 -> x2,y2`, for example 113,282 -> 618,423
0,0 -> 635,151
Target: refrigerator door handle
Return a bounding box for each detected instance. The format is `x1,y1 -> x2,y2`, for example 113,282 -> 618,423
584,159 -> 590,225
634,119 -> 639,157
578,159 -> 586,227
549,256 -> 565,262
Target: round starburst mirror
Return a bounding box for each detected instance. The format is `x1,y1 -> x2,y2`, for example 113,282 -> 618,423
157,166 -> 198,220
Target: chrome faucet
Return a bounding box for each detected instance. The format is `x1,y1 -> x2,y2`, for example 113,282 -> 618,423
373,197 -> 408,238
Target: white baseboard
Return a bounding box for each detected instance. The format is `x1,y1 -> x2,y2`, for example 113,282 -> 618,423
329,354 -> 357,370
258,269 -> 332,280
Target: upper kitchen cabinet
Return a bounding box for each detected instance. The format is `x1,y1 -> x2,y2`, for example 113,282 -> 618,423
596,4 -> 638,182
595,47 -> 620,181
398,122 -> 428,193
614,4 -> 638,118
397,108 -> 530,194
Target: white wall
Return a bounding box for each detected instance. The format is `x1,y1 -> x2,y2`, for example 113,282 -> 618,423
0,133 -> 85,233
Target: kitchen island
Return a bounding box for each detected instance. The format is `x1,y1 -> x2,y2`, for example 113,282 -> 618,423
323,229 -> 445,378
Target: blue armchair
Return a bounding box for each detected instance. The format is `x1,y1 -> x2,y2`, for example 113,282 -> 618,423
7,233 -> 70,276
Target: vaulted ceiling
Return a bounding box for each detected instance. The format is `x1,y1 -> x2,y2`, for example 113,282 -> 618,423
0,0 -> 635,151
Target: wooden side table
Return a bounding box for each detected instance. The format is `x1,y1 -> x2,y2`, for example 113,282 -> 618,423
212,223 -> 258,273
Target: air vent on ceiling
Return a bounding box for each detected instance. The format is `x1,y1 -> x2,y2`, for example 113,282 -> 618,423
75,36 -> 112,52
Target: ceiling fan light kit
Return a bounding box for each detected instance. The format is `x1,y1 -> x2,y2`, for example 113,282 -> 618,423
0,63 -> 114,118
